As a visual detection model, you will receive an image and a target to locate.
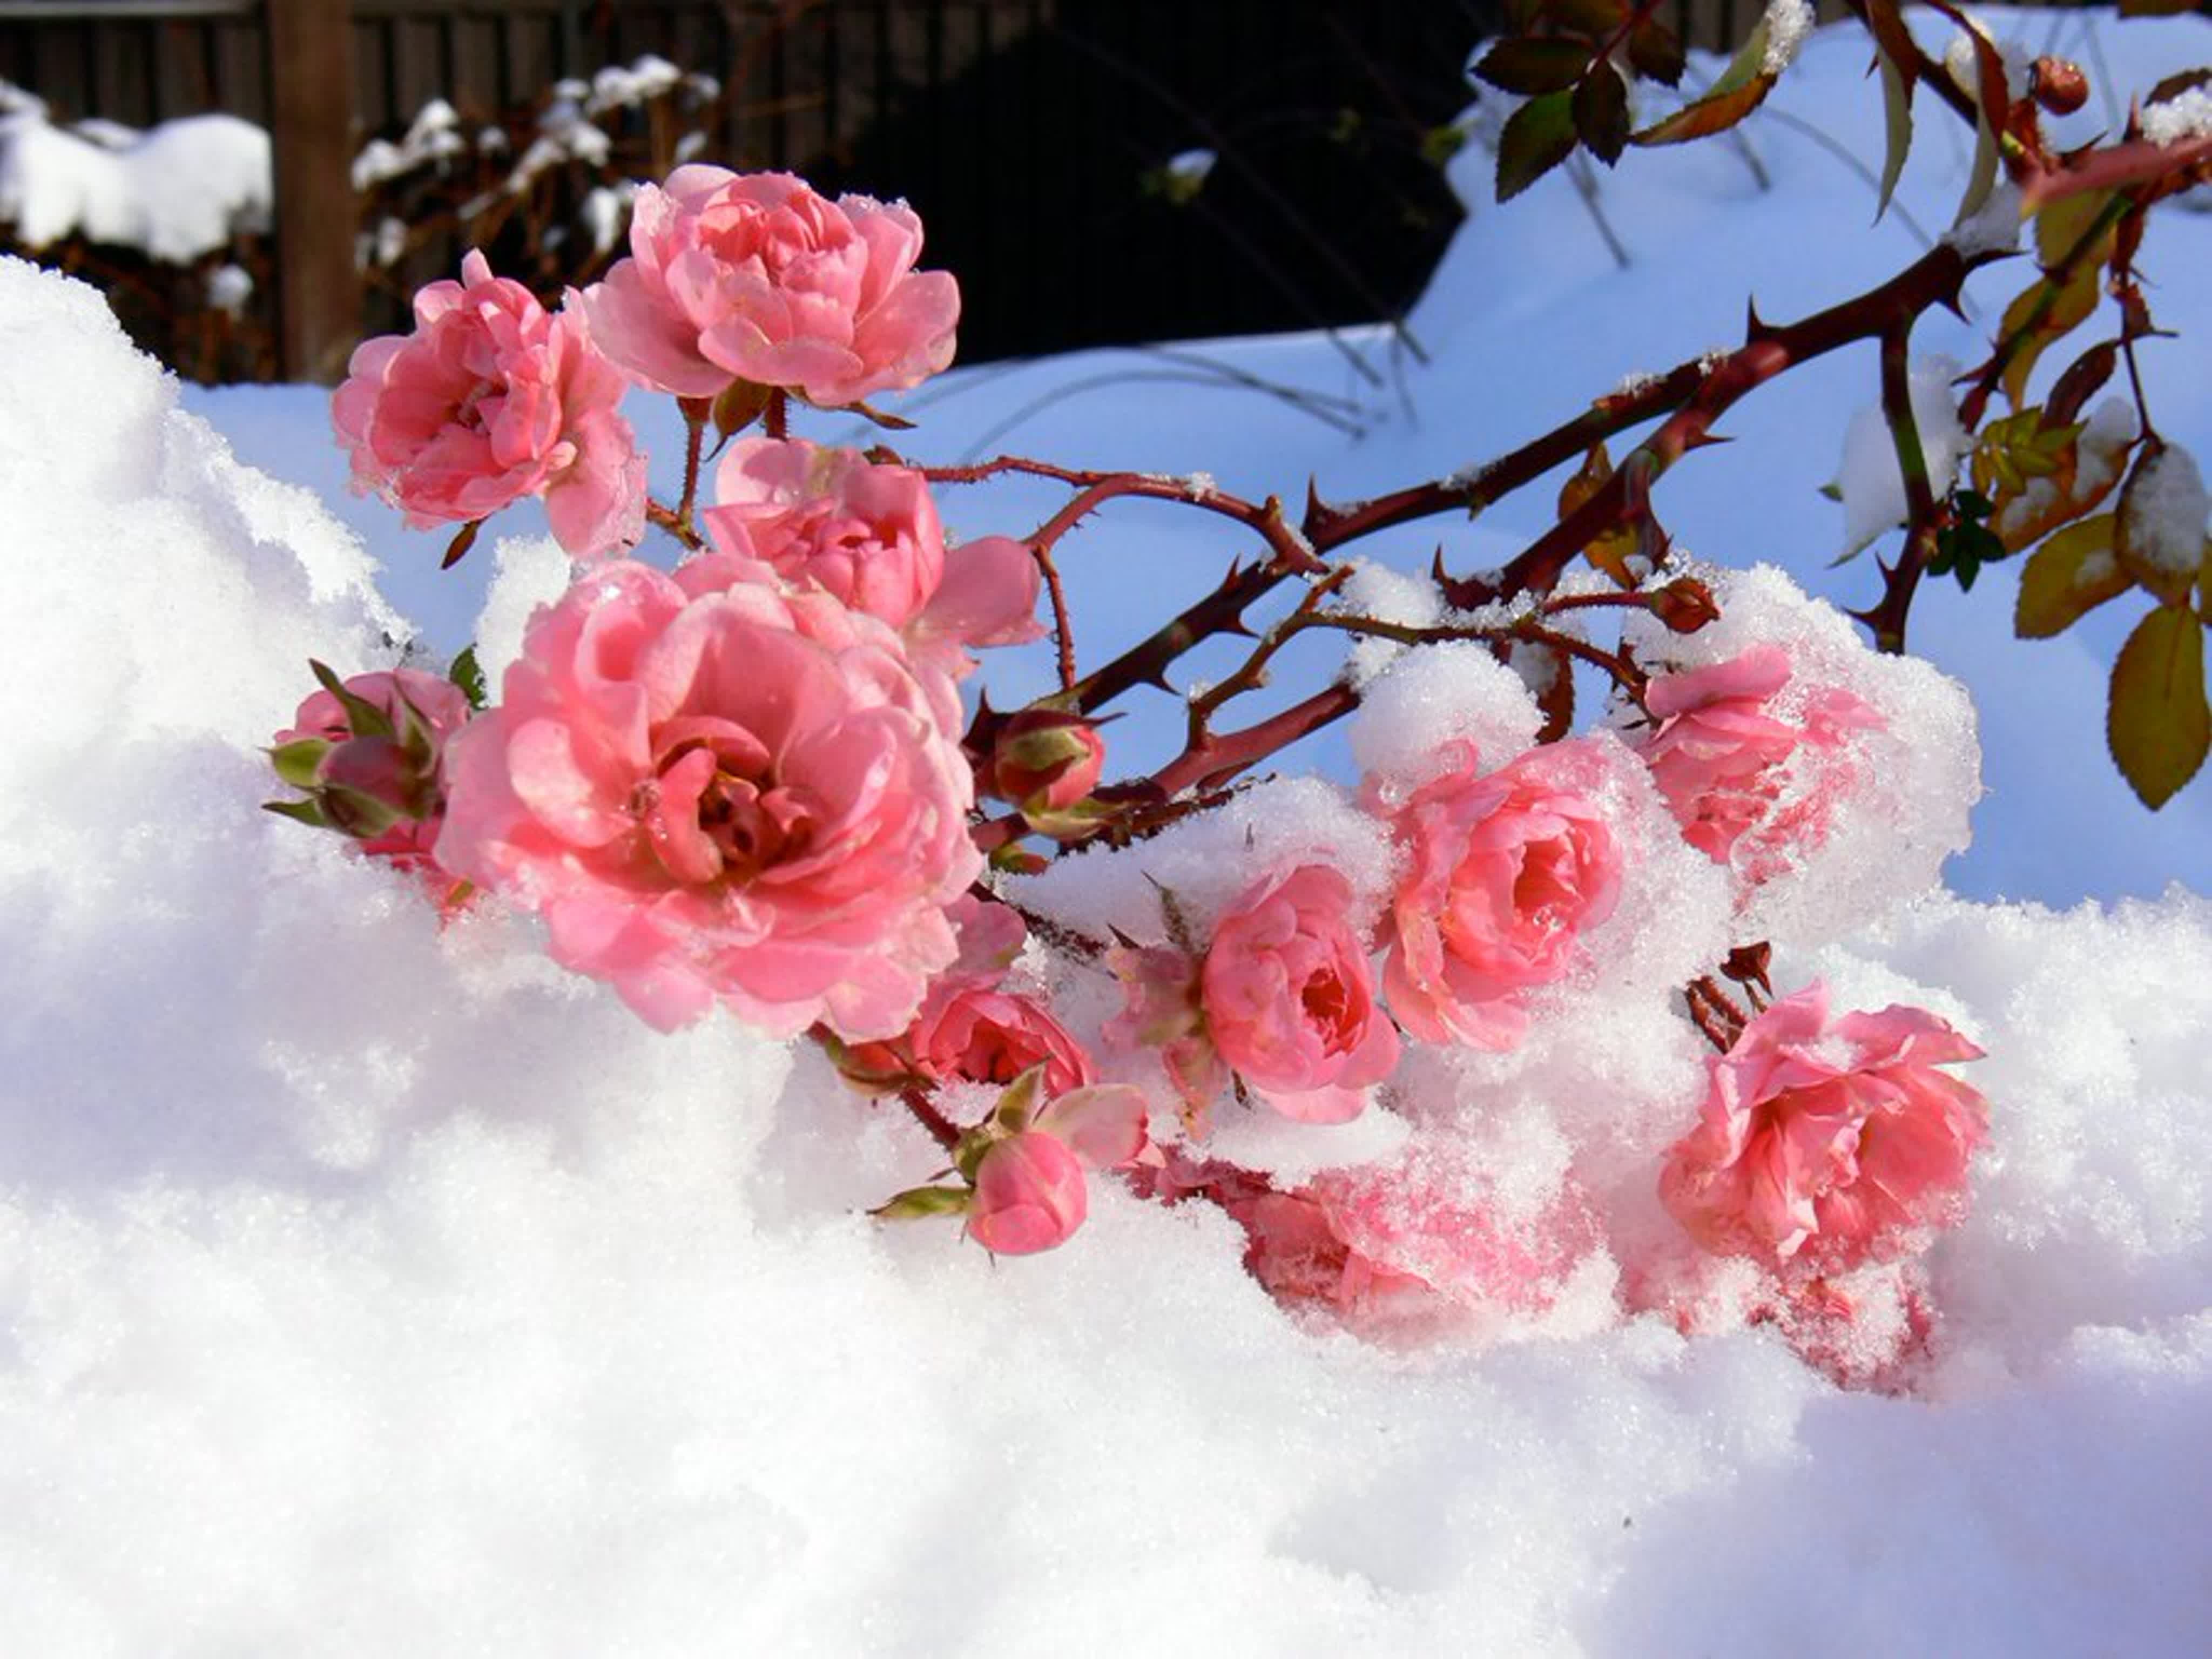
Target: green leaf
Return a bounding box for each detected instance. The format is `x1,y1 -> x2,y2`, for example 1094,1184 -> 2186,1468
1876,52 -> 1912,223
261,798 -> 329,830
2108,603 -> 2210,808
711,378 -> 772,440
449,644 -> 488,711
1573,63 -> 1631,166
308,660 -> 394,739
870,1184 -> 973,1222
2017,514 -> 2128,638
1496,91 -> 1579,202
268,738 -> 329,790
1627,18 -> 1686,87
1474,37 -> 1592,96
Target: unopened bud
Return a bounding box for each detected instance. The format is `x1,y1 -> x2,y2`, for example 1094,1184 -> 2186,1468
1650,576 -> 1721,634
989,709 -> 1107,814
2032,57 -> 2088,117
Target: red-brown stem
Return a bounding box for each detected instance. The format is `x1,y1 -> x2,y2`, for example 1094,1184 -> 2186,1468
1305,362 -> 1708,552
1153,683 -> 1359,797
899,1085 -> 962,1153
1035,541 -> 1078,689
1867,322 -> 1944,656
2022,132 -> 2212,212
1478,240 -> 1992,615
677,396 -> 710,522
646,498 -> 707,552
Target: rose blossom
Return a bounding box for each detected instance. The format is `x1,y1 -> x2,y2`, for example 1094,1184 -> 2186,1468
1658,983 -> 1990,1276
1634,645 -> 1882,870
580,167 -> 959,407
834,899 -> 1096,1096
1201,865 -> 1399,1123
1371,738 -> 1623,1050
434,555 -> 980,1038
333,250 -> 644,559
704,438 -> 1038,671
273,665 -> 473,886
965,1083 -> 1151,1256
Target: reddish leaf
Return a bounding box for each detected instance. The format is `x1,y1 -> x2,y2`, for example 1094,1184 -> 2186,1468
2042,341 -> 2119,431
1627,18 -> 1687,87
1496,91 -> 1579,203
1574,63 -> 1631,164
1475,37 -> 1593,96
1862,0 -> 1920,90
1629,16 -> 1781,148
2147,67 -> 2212,106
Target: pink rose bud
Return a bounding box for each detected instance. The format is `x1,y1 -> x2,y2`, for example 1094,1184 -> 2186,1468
1660,983 -> 1990,1276
1649,576 -> 1721,635
579,167 -> 960,408
270,664 -> 473,879
989,710 -> 1107,814
332,251 -> 645,561
966,1131 -> 1088,1255
1201,865 -> 1399,1123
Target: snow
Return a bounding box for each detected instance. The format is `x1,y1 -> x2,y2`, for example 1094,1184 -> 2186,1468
2142,86 -> 2212,146
2,8 -> 2208,1649
1835,355 -> 1973,559
2122,442 -> 2210,581
0,109 -> 268,262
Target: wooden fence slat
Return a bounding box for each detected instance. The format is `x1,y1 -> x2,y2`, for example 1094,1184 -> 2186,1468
266,0 -> 357,382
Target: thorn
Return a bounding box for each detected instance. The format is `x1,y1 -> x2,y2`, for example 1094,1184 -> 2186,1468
1682,430 -> 1734,451
1430,546 -> 1451,585
1305,476 -> 1328,525
1744,297 -> 1774,343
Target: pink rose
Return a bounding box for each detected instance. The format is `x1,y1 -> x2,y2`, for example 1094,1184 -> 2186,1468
1635,645 -> 1883,871
272,665 -> 473,891
580,167 -> 959,407
1201,865 -> 1399,1123
434,555 -> 981,1039
1658,983 -> 1990,1276
835,900 -> 1096,1096
1372,738 -> 1623,1050
333,250 -> 644,560
966,1083 -> 1151,1256
704,438 -> 1040,673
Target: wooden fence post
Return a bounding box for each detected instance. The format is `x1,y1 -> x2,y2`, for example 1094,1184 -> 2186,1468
265,0 -> 356,383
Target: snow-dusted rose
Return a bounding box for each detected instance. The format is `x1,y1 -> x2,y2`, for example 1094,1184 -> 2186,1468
333,250 -> 644,559
966,1084 -> 1151,1256
1659,984 -> 1990,1275
273,665 -> 473,885
581,167 -> 959,407
1106,940 -> 1225,1127
435,555 -> 980,1038
988,710 -> 1107,815
704,437 -> 1038,672
1372,738 -> 1623,1050
1201,865 -> 1399,1123
1634,645 -> 1881,867
1236,1148 -> 1602,1339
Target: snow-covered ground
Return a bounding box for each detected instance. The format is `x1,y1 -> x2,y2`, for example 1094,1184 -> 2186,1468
3,8 -> 2209,1652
